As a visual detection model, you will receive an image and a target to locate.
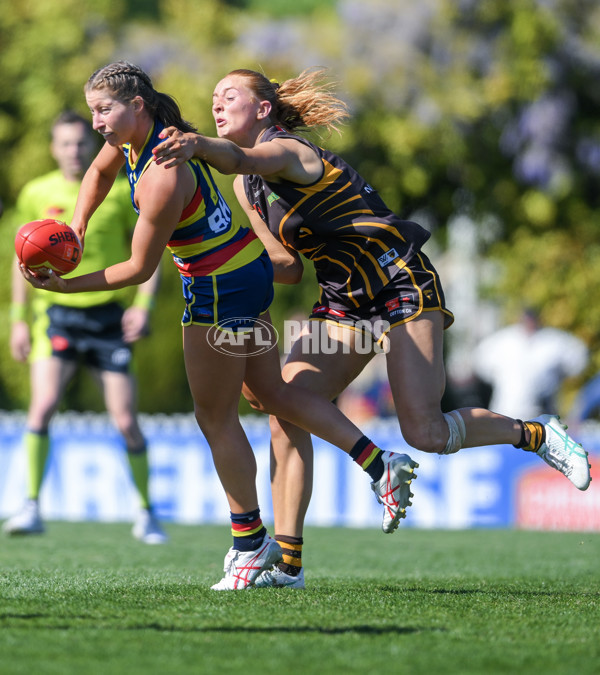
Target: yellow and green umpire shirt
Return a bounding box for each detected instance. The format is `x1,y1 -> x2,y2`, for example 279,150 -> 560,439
14,169 -> 138,316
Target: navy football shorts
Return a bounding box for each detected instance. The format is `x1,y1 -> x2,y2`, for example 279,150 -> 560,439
181,249 -> 274,332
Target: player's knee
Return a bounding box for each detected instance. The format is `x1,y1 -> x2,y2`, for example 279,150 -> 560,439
192,402 -> 236,437
113,414 -> 143,446
269,413 -> 289,441
242,377 -> 280,415
402,427 -> 444,454
193,404 -> 211,430
243,390 -> 266,413
28,401 -> 59,429
401,414 -> 459,455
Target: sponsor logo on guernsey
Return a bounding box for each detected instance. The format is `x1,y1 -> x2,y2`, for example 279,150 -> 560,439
45,206 -> 65,217
267,192 -> 280,206
377,248 -> 399,267
111,348 -> 132,367
312,305 -> 346,318
50,335 -> 70,352
385,293 -> 417,318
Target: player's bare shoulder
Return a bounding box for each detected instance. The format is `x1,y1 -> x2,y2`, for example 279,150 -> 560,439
269,137 -> 322,185
139,155 -> 194,203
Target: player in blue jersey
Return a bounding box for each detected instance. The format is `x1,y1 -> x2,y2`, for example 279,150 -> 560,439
22,61 -> 425,590
153,67 -> 592,589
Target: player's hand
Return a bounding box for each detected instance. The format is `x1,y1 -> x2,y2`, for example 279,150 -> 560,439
70,221 -> 86,253
122,306 -> 150,343
19,265 -> 66,292
153,127 -> 197,168
10,321 -> 31,362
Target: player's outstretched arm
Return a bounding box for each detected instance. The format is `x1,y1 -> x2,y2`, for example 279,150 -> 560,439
70,142 -> 125,245
153,127 -> 253,175
153,126 -> 309,181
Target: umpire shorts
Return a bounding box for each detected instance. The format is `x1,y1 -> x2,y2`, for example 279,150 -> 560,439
31,301 -> 132,373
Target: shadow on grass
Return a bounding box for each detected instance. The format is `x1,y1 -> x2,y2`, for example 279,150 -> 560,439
1,614 -> 445,635
135,624 -> 441,635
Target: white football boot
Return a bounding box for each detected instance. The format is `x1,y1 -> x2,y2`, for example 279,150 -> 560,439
3,499 -> 45,535
132,508 -> 169,544
211,535 -> 282,590
254,565 -> 305,589
532,415 -> 591,490
371,451 -> 418,533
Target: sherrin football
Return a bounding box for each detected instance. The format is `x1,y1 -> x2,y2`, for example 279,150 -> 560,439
15,219 -> 82,276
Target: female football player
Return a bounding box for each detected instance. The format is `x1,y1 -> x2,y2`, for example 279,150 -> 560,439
152,67 -> 591,588
21,62 -> 420,590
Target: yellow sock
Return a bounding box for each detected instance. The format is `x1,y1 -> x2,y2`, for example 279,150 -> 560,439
25,431 -> 50,500
522,421 -> 545,452
127,448 -> 150,509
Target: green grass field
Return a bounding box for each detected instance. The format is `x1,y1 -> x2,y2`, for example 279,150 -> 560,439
1,523 -> 599,675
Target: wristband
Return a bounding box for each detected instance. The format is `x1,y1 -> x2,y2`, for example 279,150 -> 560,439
132,292 -> 155,312
10,303 -> 27,323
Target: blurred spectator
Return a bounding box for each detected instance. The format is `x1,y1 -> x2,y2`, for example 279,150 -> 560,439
569,373 -> 600,426
442,352 -> 492,412
473,308 -> 588,419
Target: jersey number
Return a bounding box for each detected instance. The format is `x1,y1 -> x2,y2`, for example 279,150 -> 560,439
208,194 -> 232,234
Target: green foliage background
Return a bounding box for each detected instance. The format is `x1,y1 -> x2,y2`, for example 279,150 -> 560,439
0,0 -> 599,413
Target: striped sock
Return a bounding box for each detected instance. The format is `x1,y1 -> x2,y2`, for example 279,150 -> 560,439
514,420 -> 546,452
230,508 -> 266,552
274,535 -> 303,577
349,436 -> 384,481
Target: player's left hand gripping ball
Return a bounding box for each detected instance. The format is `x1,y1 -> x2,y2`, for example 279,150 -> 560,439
15,219 -> 82,277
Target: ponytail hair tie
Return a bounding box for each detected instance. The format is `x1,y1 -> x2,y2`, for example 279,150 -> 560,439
269,78 -> 280,89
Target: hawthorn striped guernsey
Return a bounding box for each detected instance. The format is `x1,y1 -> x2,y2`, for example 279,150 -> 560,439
244,126 -> 431,310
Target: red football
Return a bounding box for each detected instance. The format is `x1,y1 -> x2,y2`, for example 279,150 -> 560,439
15,219 -> 82,276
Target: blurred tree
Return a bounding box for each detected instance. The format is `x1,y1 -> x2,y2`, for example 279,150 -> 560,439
1,0 -> 600,413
